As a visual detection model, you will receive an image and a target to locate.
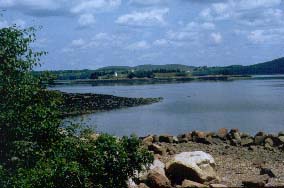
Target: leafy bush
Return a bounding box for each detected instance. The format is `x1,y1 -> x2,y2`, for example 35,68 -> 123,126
0,23 -> 153,187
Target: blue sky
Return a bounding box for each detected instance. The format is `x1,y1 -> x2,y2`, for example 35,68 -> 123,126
1,0 -> 284,70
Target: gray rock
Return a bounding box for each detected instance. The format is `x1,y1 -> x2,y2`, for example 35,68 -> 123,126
165,151 -> 218,184
241,137 -> 254,147
147,170 -> 172,188
254,135 -> 266,145
148,144 -> 166,155
242,174 -> 269,188
159,135 -> 174,143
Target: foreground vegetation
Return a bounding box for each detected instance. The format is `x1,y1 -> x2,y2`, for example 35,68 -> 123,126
0,24 -> 153,187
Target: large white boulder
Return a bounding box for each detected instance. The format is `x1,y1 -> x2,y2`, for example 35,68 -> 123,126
165,151 -> 218,184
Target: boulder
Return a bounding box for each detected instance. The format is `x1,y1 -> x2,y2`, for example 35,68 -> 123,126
264,138 -> 274,147
148,144 -> 166,155
228,129 -> 241,146
242,175 -> 269,188
192,131 -> 210,144
278,132 -> 284,137
150,159 -> 166,176
165,151 -> 218,184
278,136 -> 284,144
254,134 -> 266,145
143,135 -> 154,145
159,135 -> 174,143
217,128 -> 228,140
147,170 -> 172,188
181,179 -> 208,188
153,135 -> 159,143
241,137 -> 254,147
177,133 -> 192,143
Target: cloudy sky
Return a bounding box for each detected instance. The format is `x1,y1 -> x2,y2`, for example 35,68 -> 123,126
1,0 -> 284,70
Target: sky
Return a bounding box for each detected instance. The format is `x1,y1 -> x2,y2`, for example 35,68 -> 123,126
0,0 -> 284,70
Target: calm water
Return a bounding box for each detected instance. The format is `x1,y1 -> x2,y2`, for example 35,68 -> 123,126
52,79 -> 284,136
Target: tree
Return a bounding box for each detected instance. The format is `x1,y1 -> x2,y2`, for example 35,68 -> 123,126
0,23 -> 153,188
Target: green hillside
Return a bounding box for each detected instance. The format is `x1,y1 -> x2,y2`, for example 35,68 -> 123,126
193,57 -> 284,76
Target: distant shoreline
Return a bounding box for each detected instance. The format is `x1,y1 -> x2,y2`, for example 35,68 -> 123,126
52,75 -> 252,86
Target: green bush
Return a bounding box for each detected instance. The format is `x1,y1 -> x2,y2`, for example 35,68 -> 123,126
0,23 -> 153,187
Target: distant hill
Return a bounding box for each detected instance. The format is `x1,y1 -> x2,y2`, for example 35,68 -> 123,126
193,57 -> 284,76
34,57 -> 284,80
96,64 -> 194,72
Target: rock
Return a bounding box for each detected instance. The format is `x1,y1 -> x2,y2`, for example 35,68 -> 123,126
217,128 -> 228,140
209,184 -> 227,188
153,135 -> 159,143
278,136 -> 284,144
181,179 -> 208,188
278,132 -> 284,137
147,170 -> 172,188
165,151 -> 218,184
241,137 -> 254,147
260,168 -> 276,178
159,135 -> 174,143
255,135 -> 266,145
177,133 -> 192,143
148,144 -> 166,155
138,183 -> 149,188
150,159 -> 166,176
167,147 -> 177,155
242,175 -> 269,188
192,131 -> 210,144
173,136 -> 179,143
264,138 -> 274,147
142,135 -> 154,145
228,129 -> 241,146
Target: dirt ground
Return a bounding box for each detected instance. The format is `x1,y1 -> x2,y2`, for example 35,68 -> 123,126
158,142 -> 284,187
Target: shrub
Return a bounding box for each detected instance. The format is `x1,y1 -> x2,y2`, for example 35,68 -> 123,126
0,22 -> 153,188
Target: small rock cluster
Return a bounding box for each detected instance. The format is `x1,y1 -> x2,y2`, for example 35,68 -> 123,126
128,151 -> 227,188
141,128 -> 284,151
137,129 -> 284,188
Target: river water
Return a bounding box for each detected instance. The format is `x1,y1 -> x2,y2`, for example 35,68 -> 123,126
52,78 -> 284,136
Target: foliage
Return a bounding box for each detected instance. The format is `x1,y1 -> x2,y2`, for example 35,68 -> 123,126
127,71 -> 154,79
192,58 -> 284,76
0,24 -> 153,187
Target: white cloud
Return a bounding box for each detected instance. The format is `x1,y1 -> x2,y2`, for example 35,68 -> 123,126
247,28 -> 284,44
210,32 -> 222,44
200,0 -> 282,21
70,0 -> 121,14
116,8 -> 169,27
71,38 -> 86,47
127,40 -> 150,50
78,13 -> 95,27
129,0 -> 163,5
0,0 -> 60,10
166,30 -> 198,41
185,22 -> 215,31
237,0 -> 282,10
153,39 -> 169,46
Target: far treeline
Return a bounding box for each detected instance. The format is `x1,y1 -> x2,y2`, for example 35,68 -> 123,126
34,57 -> 284,80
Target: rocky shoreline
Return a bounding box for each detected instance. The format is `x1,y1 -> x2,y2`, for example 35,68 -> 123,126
132,129 -> 284,188
60,92 -> 162,117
